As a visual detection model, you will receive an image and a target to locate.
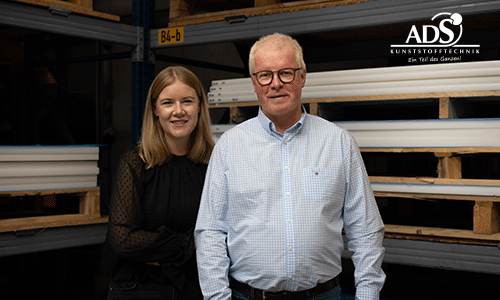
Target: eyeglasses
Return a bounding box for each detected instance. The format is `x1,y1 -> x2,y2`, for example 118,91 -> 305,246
252,68 -> 302,86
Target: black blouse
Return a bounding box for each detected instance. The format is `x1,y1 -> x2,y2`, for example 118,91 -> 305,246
102,148 -> 207,289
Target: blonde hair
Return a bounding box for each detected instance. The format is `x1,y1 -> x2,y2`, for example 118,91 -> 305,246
137,66 -> 214,168
248,32 -> 306,75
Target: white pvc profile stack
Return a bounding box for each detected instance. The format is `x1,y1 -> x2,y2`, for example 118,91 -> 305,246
0,145 -> 100,192
335,118 -> 500,197
335,118 -> 500,148
209,120 -> 500,197
207,60 -> 500,104
211,124 -> 237,143
211,119 -> 500,148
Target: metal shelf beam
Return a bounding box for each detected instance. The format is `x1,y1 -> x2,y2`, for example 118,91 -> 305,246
151,0 -> 500,48
343,237 -> 500,275
2,223 -> 498,276
0,1 -> 138,46
0,223 -> 108,257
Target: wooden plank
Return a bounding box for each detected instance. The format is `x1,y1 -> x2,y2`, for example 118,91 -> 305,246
168,0 -> 376,27
209,91 -> 500,109
384,224 -> 500,246
438,97 -> 469,119
360,147 -> 500,154
0,215 -> 108,233
439,97 -> 450,119
370,176 -> 500,187
12,0 -> 120,21
303,91 -> 500,103
374,191 -> 499,203
210,101 -> 259,108
79,187 -> 100,215
169,0 -> 195,19
437,155 -> 462,179
255,0 -> 277,6
309,102 -> 318,116
0,187 -> 99,197
0,187 -> 104,233
71,0 -> 92,8
474,201 -> 500,234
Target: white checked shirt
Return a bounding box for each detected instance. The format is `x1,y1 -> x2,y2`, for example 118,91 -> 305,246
195,108 -> 386,300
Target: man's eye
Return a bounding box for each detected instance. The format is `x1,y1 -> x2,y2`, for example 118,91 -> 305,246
259,73 -> 271,78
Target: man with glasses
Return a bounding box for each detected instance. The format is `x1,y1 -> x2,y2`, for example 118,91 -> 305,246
195,33 -> 386,300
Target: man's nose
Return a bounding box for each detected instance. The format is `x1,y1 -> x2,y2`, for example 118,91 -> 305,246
270,72 -> 283,88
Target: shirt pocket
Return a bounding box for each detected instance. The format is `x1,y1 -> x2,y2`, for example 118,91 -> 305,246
302,167 -> 334,202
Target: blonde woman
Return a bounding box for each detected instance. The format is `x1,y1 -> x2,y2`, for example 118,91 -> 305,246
103,66 -> 214,300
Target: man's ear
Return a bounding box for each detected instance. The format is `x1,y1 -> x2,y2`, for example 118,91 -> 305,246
251,76 -> 259,93
300,69 -> 307,88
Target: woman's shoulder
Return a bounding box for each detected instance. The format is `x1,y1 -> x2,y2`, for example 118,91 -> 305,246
119,146 -> 145,168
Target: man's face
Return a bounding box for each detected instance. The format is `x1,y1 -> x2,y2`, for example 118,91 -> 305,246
251,46 -> 306,126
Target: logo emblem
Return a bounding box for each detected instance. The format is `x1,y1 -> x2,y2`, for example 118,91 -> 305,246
390,12 -> 480,63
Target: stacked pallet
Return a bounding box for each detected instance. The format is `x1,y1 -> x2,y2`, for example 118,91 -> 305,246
0,145 -> 107,233
11,0 -> 119,21
169,0 -> 376,27
335,119 -> 500,239
208,60 -> 500,245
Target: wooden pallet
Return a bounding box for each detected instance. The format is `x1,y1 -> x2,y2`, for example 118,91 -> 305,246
168,0 -> 376,27
11,0 -> 120,21
373,186 -> 500,234
367,144 -> 500,236
209,91 -> 500,123
0,187 -> 108,233
384,225 -> 500,246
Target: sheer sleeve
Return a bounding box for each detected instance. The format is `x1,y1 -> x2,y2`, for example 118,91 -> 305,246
107,150 -> 194,265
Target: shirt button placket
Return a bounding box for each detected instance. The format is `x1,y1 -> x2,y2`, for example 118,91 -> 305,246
281,136 -> 295,290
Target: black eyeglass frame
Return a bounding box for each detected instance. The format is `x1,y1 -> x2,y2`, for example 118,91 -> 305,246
252,68 -> 302,86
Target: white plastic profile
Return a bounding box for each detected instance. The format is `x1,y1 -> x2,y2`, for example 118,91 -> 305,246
335,118 -> 500,148
0,146 -> 100,192
207,60 -> 500,103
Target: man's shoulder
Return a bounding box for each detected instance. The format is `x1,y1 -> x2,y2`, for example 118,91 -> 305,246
306,114 -> 348,135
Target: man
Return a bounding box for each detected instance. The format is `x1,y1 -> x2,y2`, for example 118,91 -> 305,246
195,33 -> 386,300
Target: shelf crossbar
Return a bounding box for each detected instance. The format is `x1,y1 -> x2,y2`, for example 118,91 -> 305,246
0,1 -> 138,46
151,0 -> 500,48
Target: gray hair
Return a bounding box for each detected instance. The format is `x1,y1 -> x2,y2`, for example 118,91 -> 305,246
248,33 -> 306,75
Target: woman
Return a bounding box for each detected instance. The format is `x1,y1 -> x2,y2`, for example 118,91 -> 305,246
102,66 -> 214,299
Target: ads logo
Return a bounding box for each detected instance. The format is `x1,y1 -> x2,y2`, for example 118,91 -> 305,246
391,12 -> 480,62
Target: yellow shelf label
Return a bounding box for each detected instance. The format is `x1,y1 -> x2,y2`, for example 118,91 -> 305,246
158,27 -> 184,45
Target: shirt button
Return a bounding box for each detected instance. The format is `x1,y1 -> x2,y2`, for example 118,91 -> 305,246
289,276 -> 293,280
284,166 -> 289,170
284,141 -> 288,145
286,192 -> 290,196
288,247 -> 292,251
287,219 -> 291,223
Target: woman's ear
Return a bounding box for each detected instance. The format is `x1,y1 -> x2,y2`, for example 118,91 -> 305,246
153,104 -> 158,117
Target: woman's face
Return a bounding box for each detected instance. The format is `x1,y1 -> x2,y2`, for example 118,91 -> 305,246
154,80 -> 200,153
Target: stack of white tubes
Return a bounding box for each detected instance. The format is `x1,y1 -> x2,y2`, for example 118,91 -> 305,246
208,60 -> 500,104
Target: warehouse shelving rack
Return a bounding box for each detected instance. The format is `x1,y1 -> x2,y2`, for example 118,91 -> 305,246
151,0 -> 500,275
0,0 -> 152,256
1,0 -> 500,276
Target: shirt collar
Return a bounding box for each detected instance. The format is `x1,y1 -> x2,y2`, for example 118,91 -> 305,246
257,106 -> 308,137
